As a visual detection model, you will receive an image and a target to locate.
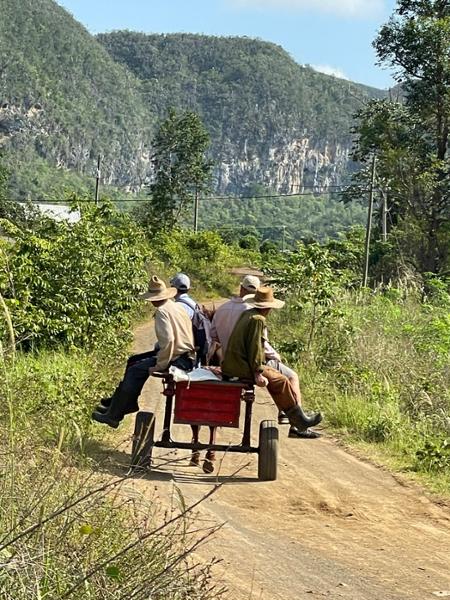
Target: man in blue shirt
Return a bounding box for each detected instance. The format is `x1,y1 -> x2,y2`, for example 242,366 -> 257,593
170,273 -> 196,319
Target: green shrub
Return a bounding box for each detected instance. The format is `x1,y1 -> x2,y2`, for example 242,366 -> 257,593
0,202 -> 148,351
151,228 -> 253,296
415,438 -> 450,473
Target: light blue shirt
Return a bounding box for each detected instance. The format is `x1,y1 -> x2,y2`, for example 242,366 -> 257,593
175,293 -> 196,320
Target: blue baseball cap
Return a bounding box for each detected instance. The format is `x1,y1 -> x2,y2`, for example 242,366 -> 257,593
170,273 -> 191,291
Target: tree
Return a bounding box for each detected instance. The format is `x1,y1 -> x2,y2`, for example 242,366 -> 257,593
144,108 -> 212,232
350,0 -> 450,274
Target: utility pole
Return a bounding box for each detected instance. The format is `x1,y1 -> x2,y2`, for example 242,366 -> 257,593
363,154 -> 377,287
94,155 -> 101,205
193,186 -> 199,233
381,189 -> 388,242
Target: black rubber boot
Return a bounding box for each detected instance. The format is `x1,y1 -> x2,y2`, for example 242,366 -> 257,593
92,387 -> 138,428
285,405 -> 322,432
95,396 -> 138,415
288,427 -> 321,439
95,382 -> 133,414
91,411 -> 120,429
95,397 -> 112,414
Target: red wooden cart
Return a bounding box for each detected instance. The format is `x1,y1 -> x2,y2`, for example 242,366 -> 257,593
131,372 -> 279,481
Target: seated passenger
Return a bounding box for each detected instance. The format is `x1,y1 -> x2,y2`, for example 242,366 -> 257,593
211,276 -> 319,438
92,276 -> 196,428
221,287 -> 322,434
170,272 -> 211,366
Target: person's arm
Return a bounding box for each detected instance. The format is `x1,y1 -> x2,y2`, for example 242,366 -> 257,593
263,326 -> 280,361
153,312 -> 175,372
246,315 -> 266,376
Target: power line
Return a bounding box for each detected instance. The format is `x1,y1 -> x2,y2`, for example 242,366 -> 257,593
3,188 -> 378,204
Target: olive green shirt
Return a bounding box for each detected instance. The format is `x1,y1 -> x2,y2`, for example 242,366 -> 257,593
221,308 -> 266,381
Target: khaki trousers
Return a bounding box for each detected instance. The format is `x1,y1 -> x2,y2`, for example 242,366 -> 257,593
261,366 -> 297,411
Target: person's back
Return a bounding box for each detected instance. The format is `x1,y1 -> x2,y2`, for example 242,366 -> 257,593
170,272 -> 211,365
222,308 -> 266,380
154,300 -> 196,371
211,296 -> 250,355
210,275 -> 260,356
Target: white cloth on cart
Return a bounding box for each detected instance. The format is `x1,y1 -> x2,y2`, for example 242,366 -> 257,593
169,366 -> 222,383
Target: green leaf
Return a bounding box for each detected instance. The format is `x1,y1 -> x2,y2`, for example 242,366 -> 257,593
105,565 -> 122,580
79,524 -> 94,535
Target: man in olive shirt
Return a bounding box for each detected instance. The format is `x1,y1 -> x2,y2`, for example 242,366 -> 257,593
222,287 -> 322,432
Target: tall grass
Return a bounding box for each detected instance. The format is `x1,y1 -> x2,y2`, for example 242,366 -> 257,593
0,348 -> 226,599
271,288 -> 450,492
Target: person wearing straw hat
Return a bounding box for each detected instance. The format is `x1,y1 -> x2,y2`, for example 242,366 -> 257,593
209,274 -> 261,363
222,286 -> 322,434
92,276 -> 196,429
212,276 -> 318,437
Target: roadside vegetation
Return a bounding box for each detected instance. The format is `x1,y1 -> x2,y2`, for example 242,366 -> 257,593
266,234 -> 450,494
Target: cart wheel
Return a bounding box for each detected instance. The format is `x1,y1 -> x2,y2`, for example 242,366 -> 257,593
131,411 -> 155,469
258,420 -> 278,481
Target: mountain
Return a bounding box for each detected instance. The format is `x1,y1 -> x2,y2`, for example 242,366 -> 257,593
0,0 -> 385,200
98,31 -> 385,194
0,0 -> 152,200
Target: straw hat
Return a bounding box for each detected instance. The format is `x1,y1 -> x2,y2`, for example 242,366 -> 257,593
246,286 -> 285,309
140,276 -> 177,301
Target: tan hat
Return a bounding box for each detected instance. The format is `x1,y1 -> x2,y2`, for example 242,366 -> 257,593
140,276 -> 177,302
246,286 -> 285,309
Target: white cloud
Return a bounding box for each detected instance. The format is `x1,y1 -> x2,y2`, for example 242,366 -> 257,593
229,0 -> 384,19
311,64 -> 349,79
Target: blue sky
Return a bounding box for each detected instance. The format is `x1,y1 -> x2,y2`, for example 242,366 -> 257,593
57,0 -> 398,89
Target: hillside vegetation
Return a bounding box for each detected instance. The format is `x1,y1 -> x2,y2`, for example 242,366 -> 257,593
0,0 -> 151,198
98,31 -> 383,150
1,0 -> 385,202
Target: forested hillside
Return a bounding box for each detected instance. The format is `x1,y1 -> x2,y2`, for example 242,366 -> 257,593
0,0 -> 152,199
0,0 -> 385,201
98,31 -> 385,193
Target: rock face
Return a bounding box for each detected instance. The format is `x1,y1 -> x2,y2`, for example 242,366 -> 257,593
215,137 -> 351,194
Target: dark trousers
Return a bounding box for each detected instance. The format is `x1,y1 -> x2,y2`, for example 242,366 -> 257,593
108,350 -> 194,420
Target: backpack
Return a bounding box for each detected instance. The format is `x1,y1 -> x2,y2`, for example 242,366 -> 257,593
177,298 -> 212,365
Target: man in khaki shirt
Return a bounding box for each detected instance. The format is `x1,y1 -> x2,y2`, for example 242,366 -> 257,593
92,276 -> 195,428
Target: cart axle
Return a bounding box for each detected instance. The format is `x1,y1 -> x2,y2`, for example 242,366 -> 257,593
154,440 -> 259,453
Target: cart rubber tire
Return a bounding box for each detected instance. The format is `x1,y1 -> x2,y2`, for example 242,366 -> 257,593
131,411 -> 155,469
258,420 -> 278,481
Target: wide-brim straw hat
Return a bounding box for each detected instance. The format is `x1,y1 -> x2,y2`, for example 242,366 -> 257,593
140,276 -> 177,302
246,286 -> 285,309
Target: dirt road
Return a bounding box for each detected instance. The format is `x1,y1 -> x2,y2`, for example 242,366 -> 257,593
99,320 -> 450,600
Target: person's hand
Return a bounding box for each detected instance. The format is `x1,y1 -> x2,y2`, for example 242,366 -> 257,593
255,372 -> 268,388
